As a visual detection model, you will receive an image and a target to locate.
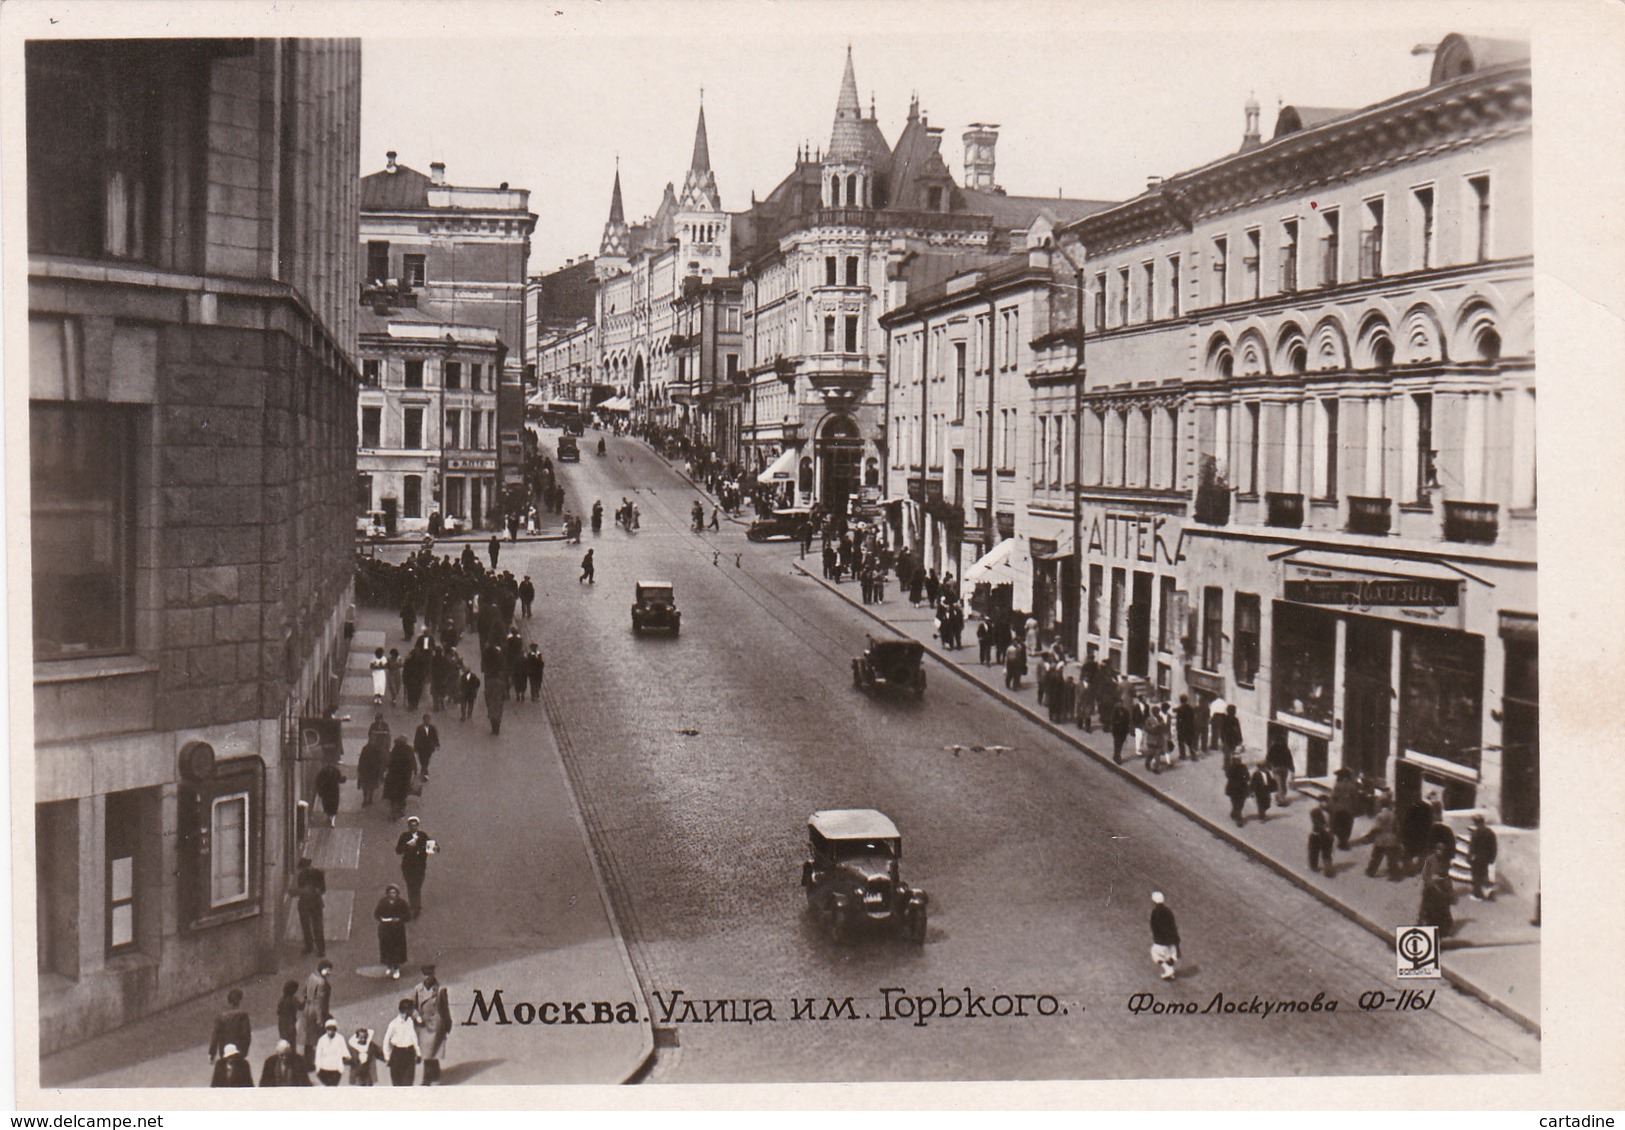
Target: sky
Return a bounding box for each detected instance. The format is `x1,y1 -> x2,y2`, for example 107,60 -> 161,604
353,0 -> 1536,278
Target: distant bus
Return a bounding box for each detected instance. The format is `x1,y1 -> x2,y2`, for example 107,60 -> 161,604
535,399 -> 584,433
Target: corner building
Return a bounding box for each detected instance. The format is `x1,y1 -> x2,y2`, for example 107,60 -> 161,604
1060,35 -> 1535,823
26,39 -> 362,1051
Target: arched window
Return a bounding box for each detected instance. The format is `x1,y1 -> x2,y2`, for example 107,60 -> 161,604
1372,337 -> 1394,369
846,174 -> 857,206
1476,328 -> 1501,363
1289,344 -> 1308,375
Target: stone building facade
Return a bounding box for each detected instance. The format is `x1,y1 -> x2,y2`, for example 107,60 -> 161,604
26,38 -> 362,1051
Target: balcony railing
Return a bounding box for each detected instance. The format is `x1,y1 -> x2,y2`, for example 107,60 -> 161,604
1443,500 -> 1500,544
1265,491 -> 1305,528
1347,495 -> 1392,535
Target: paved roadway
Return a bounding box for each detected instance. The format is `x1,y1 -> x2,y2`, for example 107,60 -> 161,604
505,430 -> 1539,1083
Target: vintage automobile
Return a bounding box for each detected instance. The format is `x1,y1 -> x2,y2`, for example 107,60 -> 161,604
746,506 -> 814,542
852,636 -> 926,699
631,581 -> 681,635
557,434 -> 581,462
801,809 -> 928,944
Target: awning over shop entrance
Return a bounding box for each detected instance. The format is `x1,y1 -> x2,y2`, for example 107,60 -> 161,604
757,447 -> 798,484
597,396 -> 632,412
964,537 -> 1034,611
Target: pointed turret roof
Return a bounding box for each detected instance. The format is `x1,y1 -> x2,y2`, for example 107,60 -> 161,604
826,48 -> 890,168
691,103 -> 712,172
608,166 -> 626,225
599,165 -> 630,261
835,45 -> 861,123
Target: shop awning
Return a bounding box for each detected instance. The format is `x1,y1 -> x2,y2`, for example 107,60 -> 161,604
1033,531 -> 1075,561
757,448 -> 799,484
597,396 -> 632,412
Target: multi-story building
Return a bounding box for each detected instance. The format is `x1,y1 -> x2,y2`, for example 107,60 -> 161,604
25,38 -> 362,1051
356,285 -> 503,531
359,155 -> 535,515
1039,33 -> 1536,823
671,273 -> 746,458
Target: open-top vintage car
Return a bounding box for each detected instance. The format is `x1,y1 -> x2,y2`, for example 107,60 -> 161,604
631,581 -> 681,635
746,507 -> 814,542
801,809 -> 928,944
852,636 -> 926,699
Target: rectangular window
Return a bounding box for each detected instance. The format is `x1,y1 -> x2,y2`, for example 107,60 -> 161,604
404,359 -> 424,389
1088,563 -> 1103,635
1167,255 -> 1181,317
445,477 -> 465,519
470,363 -> 483,391
1118,267 -> 1130,325
1035,417 -> 1049,489
1281,219 -> 1299,292
1111,568 -> 1127,640
403,253 -> 426,288
357,472 -> 373,509
1008,309 -> 1020,369
1234,593 -> 1260,686
954,342 -> 967,421
845,256 -> 859,286
403,474 -> 422,519
1413,392 -> 1435,497
1244,228 -> 1261,299
208,792 -> 250,909
1468,174 -> 1491,262
1321,209 -> 1340,286
1158,575 -> 1178,653
367,240 -> 390,284
1093,273 -> 1107,331
1201,585 -> 1224,671
825,256 -> 837,286
1143,261 -> 1156,321
1141,407 -> 1154,487
106,791 -> 141,952
844,315 -> 859,353
470,410 -> 483,450
1237,402 -> 1260,494
445,408 -> 461,450
404,407 -> 424,449
1212,236 -> 1228,305
361,406 -> 381,447
31,402 -> 135,659
1360,197 -> 1385,279
362,359 -> 381,387
1323,398 -> 1339,498
444,361 -> 461,390
726,353 -> 740,383
823,316 -> 836,353
1413,186 -> 1435,269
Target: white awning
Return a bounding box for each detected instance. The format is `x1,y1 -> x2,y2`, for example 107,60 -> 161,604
757,448 -> 799,484
963,537 -> 1034,609
597,396 -> 632,412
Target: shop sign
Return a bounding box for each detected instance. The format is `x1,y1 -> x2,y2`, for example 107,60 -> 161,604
446,456 -> 497,472
1085,508 -> 1185,566
1284,577 -> 1459,610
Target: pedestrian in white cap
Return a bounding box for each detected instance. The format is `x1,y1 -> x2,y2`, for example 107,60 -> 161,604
1149,891 -> 1181,981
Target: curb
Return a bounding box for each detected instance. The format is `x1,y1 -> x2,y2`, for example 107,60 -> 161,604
791,561 -> 1540,1037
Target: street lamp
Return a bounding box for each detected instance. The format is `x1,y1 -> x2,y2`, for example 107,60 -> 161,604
1055,232 -> 1088,658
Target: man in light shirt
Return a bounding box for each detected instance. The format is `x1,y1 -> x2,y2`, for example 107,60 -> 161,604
312,1018 -> 347,1086
383,998 -> 421,1087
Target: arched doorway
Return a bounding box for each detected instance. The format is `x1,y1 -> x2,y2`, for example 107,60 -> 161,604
817,415 -> 863,519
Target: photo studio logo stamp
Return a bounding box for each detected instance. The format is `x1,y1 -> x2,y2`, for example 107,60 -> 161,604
1396,926 -> 1441,979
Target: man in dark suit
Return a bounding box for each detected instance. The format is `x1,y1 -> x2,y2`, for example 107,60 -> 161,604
396,816 -> 434,918
207,988 -> 252,1064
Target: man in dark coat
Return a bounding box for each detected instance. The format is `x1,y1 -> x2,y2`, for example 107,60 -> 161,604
1308,800 -> 1336,877
313,760 -> 344,828
1225,758 -> 1252,827
397,816 -> 434,918
210,1044 -> 254,1087
579,549 -> 595,584
487,534 -> 501,569
1250,761 -> 1274,822
400,600 -> 416,642
259,1040 -> 311,1086
358,733 -> 387,808
458,667 -> 482,721
413,714 -> 440,780
1468,814 -> 1498,901
1329,769 -> 1360,850
1419,845 -> 1456,933
523,644 -> 545,701
402,643 -> 429,711
1175,694 -> 1198,760
208,988 -> 252,1064
1149,891 -> 1181,980
290,858 -> 325,958
1110,700 -> 1133,765
518,575 -> 535,618
383,738 -> 417,820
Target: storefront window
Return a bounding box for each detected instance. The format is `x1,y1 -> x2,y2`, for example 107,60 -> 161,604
1399,628 -> 1484,769
1201,586 -> 1224,671
1272,601 -> 1335,725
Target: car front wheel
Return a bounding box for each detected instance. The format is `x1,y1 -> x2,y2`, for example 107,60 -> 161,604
904,904 -> 928,944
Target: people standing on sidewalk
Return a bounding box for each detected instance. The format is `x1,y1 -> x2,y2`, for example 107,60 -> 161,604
1175,694 -> 1197,760
1249,760 -> 1274,822
397,816 -> 434,917
458,666 -> 481,722
313,1019 -> 348,1086
1149,891 -> 1181,981
413,966 -> 452,1085
290,857 -> 326,958
346,1027 -> 384,1086
1265,729 -> 1295,804
403,641 -> 429,711
1419,844 -> 1457,934
1363,800 -> 1403,880
524,644 -> 546,701
1003,639 -> 1027,690
977,621 -> 992,666
259,1040 -> 311,1087
1143,702 -> 1171,774
1308,799 -> 1336,877
383,738 -> 417,820
432,645 -> 458,712
1225,758 -> 1252,827
1329,769 -> 1360,850
1468,814 -> 1498,901
276,980 -> 301,1047
386,648 -> 403,707
1110,699 -> 1133,765
383,1000 -> 422,1087
370,647 -> 389,706
413,714 -> 440,781
207,988 -> 252,1065
301,959 -> 333,1068
209,1044 -> 253,1087
518,575 -> 535,618
375,883 -> 411,979
358,730 -> 386,809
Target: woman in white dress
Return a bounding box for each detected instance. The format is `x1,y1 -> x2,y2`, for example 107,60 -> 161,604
370,647 -> 389,706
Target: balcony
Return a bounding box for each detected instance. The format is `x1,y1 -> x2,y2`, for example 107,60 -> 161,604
1265,491 -> 1305,528
1443,500 -> 1500,544
1347,495 -> 1392,536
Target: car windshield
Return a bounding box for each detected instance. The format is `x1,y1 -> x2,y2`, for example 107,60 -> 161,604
828,837 -> 898,860
639,587 -> 673,602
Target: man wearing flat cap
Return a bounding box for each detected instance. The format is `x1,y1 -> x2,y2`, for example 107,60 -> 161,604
413,964 -> 452,1085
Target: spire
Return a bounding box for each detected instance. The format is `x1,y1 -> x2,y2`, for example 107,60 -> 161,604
690,101 -> 712,173
835,44 -> 861,123
827,47 -> 882,167
608,163 -> 625,224
599,163 -> 630,264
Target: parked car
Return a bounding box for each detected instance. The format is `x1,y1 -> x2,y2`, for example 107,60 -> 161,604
746,506 -> 814,542
801,809 -> 928,944
557,434 -> 580,461
852,636 -> 926,699
631,581 -> 681,635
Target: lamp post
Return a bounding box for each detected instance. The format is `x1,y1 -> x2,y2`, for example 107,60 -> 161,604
1056,234 -> 1088,657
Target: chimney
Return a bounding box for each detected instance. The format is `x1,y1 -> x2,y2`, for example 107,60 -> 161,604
963,124 -> 1000,192
386,150 -> 398,173
430,161 -> 446,185
1147,175 -> 1164,192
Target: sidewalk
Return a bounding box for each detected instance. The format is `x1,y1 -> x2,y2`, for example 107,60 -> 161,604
792,562 -> 1541,1035
39,603 -> 652,1089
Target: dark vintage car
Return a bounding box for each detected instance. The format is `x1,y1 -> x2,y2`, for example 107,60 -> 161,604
852,636 -> 926,699
801,809 -> 928,944
631,581 -> 681,635
557,434 -> 580,461
746,506 -> 814,542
